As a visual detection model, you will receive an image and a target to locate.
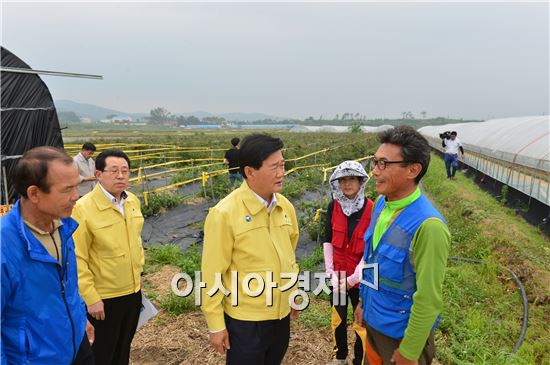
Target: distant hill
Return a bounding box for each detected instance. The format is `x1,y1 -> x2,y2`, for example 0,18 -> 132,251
55,99 -> 121,120
55,100 -> 290,122
55,100 -> 148,121
54,100 -> 480,126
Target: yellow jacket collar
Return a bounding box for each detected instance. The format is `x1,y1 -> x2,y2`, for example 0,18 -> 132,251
240,180 -> 278,216
90,183 -> 119,211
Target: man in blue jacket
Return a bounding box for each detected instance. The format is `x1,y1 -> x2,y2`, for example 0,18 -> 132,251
1,146 -> 94,364
355,126 -> 450,365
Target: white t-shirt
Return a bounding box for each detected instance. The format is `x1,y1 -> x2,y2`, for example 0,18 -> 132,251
444,138 -> 462,155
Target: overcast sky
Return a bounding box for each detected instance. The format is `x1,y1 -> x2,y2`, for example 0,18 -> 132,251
2,1 -> 548,120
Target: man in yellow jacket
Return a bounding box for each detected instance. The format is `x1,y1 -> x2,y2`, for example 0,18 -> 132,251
201,134 -> 300,365
72,149 -> 144,365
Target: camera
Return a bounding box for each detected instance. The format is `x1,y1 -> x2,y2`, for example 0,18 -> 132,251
439,131 -> 451,139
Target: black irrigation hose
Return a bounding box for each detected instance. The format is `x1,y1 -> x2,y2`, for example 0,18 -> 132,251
449,256 -> 529,353
417,181 -> 529,352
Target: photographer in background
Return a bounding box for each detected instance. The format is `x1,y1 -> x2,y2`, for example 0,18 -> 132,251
440,131 -> 464,180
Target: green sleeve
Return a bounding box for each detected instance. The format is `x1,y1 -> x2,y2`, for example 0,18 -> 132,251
399,218 -> 450,360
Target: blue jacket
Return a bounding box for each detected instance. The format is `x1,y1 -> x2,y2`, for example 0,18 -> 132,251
360,194 -> 445,339
1,201 -> 87,364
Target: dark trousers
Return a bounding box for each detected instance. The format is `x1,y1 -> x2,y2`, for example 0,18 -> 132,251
225,314 -> 290,365
72,333 -> 95,365
331,287 -> 366,364
228,172 -> 243,186
364,324 -> 435,365
88,291 -> 142,365
444,153 -> 459,178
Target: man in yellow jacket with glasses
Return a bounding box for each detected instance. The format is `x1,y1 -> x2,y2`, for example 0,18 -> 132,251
72,148 -> 145,365
201,134 -> 300,365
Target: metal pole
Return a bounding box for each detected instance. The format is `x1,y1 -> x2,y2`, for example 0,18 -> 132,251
316,212 -> 322,244
209,173 -> 215,200
2,166 -> 9,204
139,167 -> 146,195
0,66 -> 103,80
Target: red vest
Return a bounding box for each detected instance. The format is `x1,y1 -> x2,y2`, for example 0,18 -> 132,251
331,199 -> 374,282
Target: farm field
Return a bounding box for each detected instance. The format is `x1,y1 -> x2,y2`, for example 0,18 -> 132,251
64,130 -> 550,365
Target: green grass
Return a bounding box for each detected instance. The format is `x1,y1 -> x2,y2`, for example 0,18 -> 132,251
295,298 -> 332,329
146,243 -> 201,279
299,245 -> 324,272
169,169 -> 196,185
210,172 -> 233,199
283,169 -> 325,200
141,192 -> 184,217
144,244 -> 202,316
297,198 -> 330,242
422,154 -> 550,365
157,293 -> 196,316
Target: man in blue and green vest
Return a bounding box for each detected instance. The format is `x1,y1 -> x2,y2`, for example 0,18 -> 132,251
354,126 -> 450,365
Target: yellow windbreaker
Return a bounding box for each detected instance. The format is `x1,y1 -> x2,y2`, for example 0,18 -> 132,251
201,181 -> 300,331
72,184 -> 145,305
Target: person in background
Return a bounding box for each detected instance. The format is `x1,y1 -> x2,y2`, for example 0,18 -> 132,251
201,134 -> 300,365
355,126 -> 451,365
224,137 -> 243,186
72,148 -> 144,365
323,160 -> 374,365
442,131 -> 464,180
74,142 -> 97,197
1,146 -> 94,364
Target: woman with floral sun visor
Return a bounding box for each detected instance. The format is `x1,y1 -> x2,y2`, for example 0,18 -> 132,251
323,160 -> 374,365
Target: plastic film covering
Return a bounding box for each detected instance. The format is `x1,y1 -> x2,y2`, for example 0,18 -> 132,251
1,47 -> 64,204
419,116 -> 550,206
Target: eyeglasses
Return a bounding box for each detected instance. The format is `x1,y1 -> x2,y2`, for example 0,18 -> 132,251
102,169 -> 130,176
371,158 -> 415,170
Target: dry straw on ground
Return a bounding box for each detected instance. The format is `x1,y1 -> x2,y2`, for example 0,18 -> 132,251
132,266 -> 340,364
132,311 -> 338,365
131,265 -> 444,364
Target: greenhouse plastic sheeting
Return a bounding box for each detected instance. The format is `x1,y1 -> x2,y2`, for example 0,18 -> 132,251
419,116 -> 550,206
0,47 -> 64,204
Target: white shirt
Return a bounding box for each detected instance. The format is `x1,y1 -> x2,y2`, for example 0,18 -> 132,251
74,152 -> 96,196
99,183 -> 127,217
251,191 -> 277,212
444,137 -> 463,155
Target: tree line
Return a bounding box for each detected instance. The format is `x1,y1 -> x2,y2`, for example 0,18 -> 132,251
58,106 -> 481,128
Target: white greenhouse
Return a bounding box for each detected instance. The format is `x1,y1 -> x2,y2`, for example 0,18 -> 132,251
419,116 -> 550,207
